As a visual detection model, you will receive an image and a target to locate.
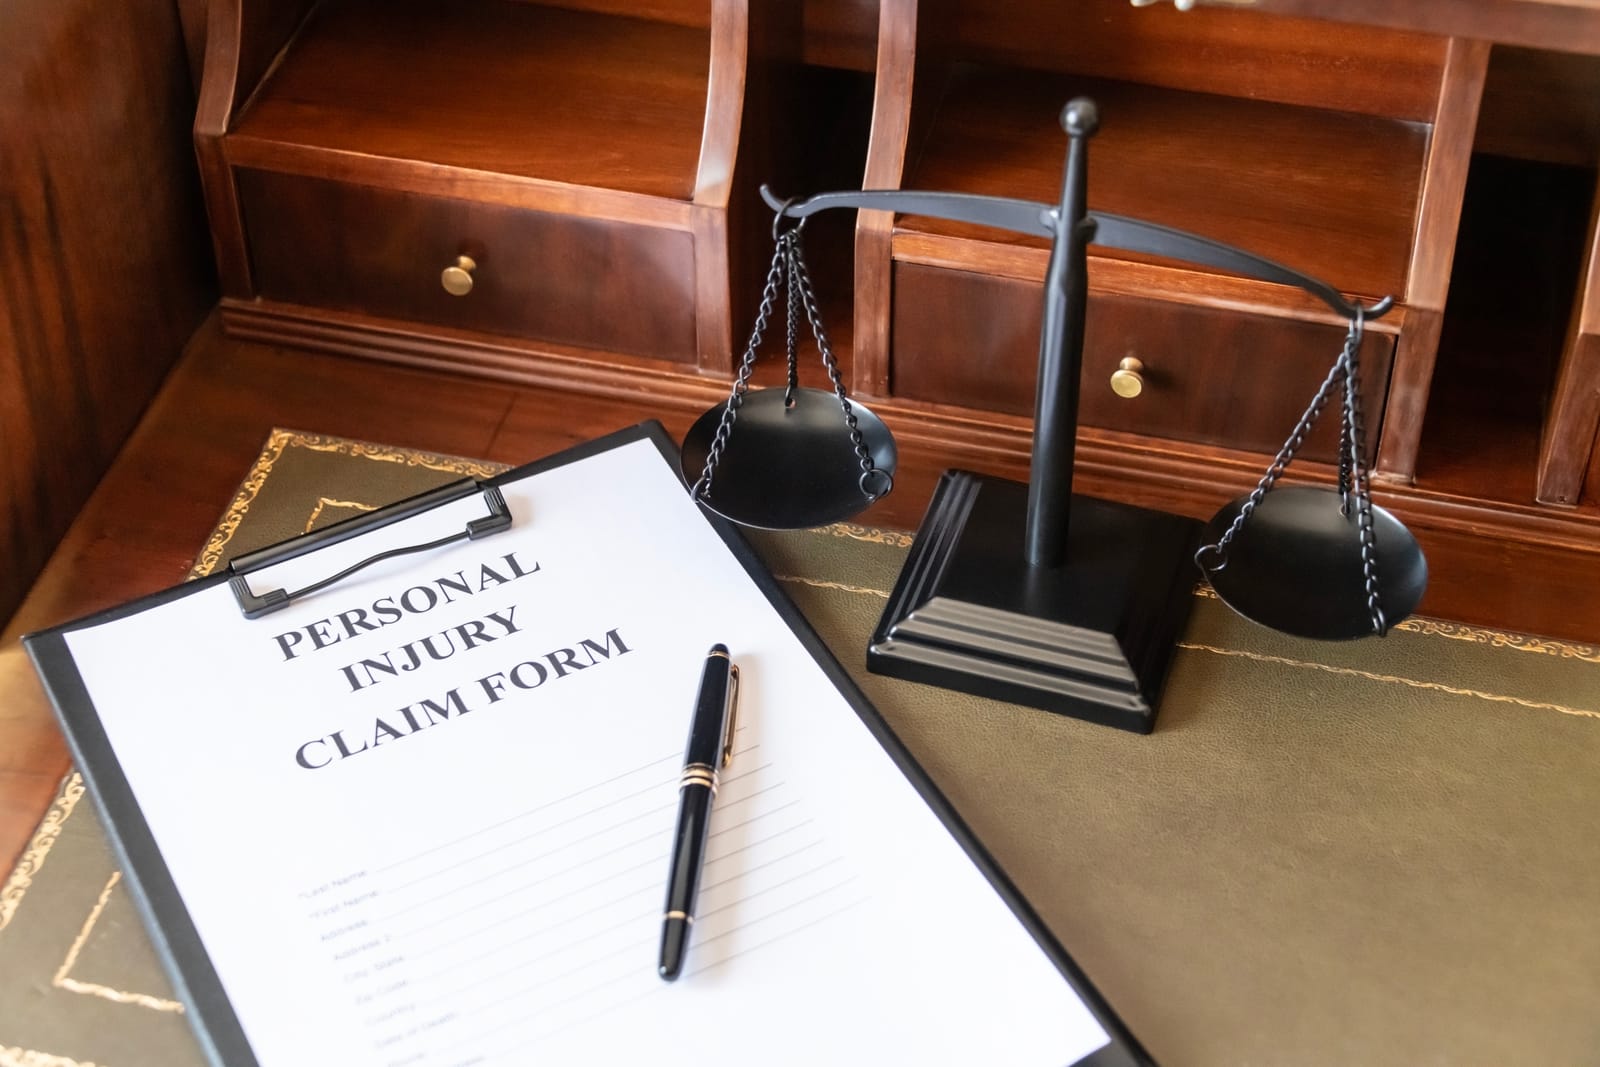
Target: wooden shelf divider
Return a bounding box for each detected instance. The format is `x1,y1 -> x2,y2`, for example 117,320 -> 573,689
1537,173 -> 1600,505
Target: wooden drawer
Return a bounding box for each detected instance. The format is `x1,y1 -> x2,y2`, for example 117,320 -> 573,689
236,170 -> 699,362
890,262 -> 1395,463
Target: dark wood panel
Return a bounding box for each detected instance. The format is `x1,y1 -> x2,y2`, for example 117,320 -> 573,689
1477,46 -> 1600,166
0,0 -> 214,626
801,0 -> 879,70
233,0 -> 711,199
938,0 -> 1450,121
1417,154 -> 1595,499
1402,522 -> 1600,641
182,0 -> 882,78
227,0 -> 1600,90
231,0 -> 319,109
237,170 -> 699,362
543,0 -> 710,27
1253,0 -> 1600,57
901,68 -> 1427,302
890,263 -> 1393,464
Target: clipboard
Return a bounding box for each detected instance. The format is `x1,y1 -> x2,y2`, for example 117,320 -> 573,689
24,422 -> 1153,1067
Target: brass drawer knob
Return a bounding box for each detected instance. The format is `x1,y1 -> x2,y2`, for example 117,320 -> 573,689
1110,356 -> 1145,398
440,254 -> 477,296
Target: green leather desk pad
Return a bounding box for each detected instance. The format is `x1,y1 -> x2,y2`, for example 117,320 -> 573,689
4,429 -> 1599,1066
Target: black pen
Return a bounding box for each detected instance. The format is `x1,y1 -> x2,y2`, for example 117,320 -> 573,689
658,643 -> 740,981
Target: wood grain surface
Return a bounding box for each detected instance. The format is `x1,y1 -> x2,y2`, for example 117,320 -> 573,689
232,1 -> 712,200
0,0 -> 213,624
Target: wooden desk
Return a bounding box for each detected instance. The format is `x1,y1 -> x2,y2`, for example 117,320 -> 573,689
5,0 -> 1600,881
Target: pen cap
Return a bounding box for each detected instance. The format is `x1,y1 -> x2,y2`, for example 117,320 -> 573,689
685,645 -> 737,769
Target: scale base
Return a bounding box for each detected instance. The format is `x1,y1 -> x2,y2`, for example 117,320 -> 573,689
868,471 -> 1202,733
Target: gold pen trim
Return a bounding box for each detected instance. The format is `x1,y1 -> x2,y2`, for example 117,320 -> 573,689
681,763 -> 718,793
663,911 -> 693,923
721,664 -> 741,768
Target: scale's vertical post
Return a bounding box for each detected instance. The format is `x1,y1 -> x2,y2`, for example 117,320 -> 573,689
1024,99 -> 1098,570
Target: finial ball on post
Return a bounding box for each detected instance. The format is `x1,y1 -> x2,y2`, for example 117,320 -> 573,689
1061,98 -> 1100,138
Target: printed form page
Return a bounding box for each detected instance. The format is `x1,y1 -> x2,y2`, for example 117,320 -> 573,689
63,436 -> 1111,1066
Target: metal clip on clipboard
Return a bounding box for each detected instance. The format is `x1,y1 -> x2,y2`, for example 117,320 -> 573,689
226,479 -> 513,619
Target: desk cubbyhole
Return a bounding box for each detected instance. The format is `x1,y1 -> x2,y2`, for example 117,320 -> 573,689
197,0 -> 799,374
853,0 -> 1485,496
1419,152 -> 1598,506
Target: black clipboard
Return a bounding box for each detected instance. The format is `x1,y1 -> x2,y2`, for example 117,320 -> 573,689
24,422 -> 1153,1067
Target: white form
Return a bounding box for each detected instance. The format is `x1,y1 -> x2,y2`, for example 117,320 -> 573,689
61,435 -> 1111,1066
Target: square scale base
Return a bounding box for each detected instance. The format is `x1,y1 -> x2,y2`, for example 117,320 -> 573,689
867,471 -> 1202,733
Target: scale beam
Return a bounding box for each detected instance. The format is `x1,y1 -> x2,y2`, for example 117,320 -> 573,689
759,190 -> 1394,323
